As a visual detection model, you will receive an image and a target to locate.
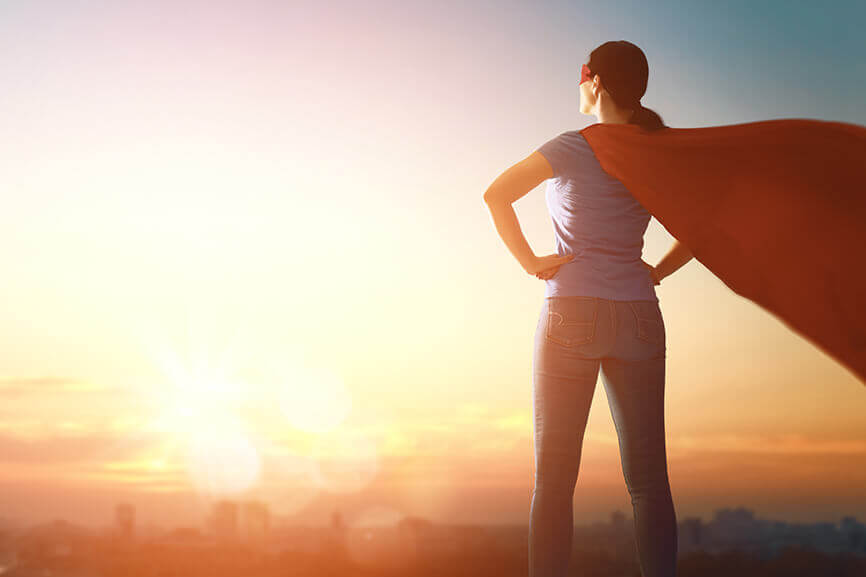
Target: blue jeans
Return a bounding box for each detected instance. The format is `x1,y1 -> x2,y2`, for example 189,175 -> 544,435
530,296 -> 678,577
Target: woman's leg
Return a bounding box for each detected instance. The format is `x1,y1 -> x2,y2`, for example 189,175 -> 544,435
600,301 -> 677,577
530,297 -> 608,577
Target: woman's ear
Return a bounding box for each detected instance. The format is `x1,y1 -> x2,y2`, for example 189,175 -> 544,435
590,76 -> 601,99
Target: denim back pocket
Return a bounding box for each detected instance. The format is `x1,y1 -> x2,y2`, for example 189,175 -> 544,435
545,297 -> 599,347
628,301 -> 665,346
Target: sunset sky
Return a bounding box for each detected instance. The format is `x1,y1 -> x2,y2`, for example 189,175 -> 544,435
1,0 -> 865,530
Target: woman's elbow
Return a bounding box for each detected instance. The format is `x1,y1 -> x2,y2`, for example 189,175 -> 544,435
483,187 -> 505,205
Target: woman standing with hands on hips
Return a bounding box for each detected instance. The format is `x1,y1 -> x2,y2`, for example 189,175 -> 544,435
483,40 -> 693,577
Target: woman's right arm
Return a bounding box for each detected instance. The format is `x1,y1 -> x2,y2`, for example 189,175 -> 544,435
654,240 -> 694,283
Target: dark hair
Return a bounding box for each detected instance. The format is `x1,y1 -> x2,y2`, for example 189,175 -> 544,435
587,40 -> 666,132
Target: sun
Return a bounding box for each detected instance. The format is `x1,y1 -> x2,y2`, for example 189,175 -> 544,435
123,312 -> 357,498
126,340 -> 264,495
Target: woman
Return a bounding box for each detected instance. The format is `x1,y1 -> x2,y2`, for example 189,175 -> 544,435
483,40 -> 691,577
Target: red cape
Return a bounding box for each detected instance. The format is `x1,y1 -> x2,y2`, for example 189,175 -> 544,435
580,118 -> 866,386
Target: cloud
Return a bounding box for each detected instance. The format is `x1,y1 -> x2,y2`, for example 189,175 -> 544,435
0,376 -> 143,436
670,433 -> 866,455
0,431 -> 167,465
0,377 -> 121,398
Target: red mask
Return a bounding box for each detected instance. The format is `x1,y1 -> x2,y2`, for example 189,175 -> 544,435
580,63 -> 594,85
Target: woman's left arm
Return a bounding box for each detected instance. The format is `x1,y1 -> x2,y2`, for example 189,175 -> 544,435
483,151 -> 573,275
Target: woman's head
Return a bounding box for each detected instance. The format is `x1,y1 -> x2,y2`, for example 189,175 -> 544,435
579,40 -> 666,132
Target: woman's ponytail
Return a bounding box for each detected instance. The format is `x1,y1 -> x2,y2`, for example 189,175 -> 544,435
629,103 -> 666,132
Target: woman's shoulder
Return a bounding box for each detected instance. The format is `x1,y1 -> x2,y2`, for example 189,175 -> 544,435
536,129 -> 597,178
551,128 -> 592,145
536,129 -> 594,162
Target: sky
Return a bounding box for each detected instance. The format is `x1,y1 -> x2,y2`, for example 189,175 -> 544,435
1,0 -> 865,530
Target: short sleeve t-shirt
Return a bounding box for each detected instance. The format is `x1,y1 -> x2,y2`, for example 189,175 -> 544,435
535,130 -> 658,302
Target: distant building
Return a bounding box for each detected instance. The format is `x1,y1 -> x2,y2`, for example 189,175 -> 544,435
679,517 -> 704,552
840,516 -> 866,553
327,510 -> 348,557
331,510 -> 346,532
114,503 -> 135,540
711,507 -> 759,548
240,500 -> 271,540
209,500 -> 239,540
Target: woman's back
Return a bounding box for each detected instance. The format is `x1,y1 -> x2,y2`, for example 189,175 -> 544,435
536,129 -> 658,302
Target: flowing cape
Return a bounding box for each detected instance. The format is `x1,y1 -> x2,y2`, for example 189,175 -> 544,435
580,118 -> 866,386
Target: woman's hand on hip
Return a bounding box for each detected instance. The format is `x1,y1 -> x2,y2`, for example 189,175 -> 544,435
527,253 -> 574,280
531,256 -> 661,284
641,259 -> 662,285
